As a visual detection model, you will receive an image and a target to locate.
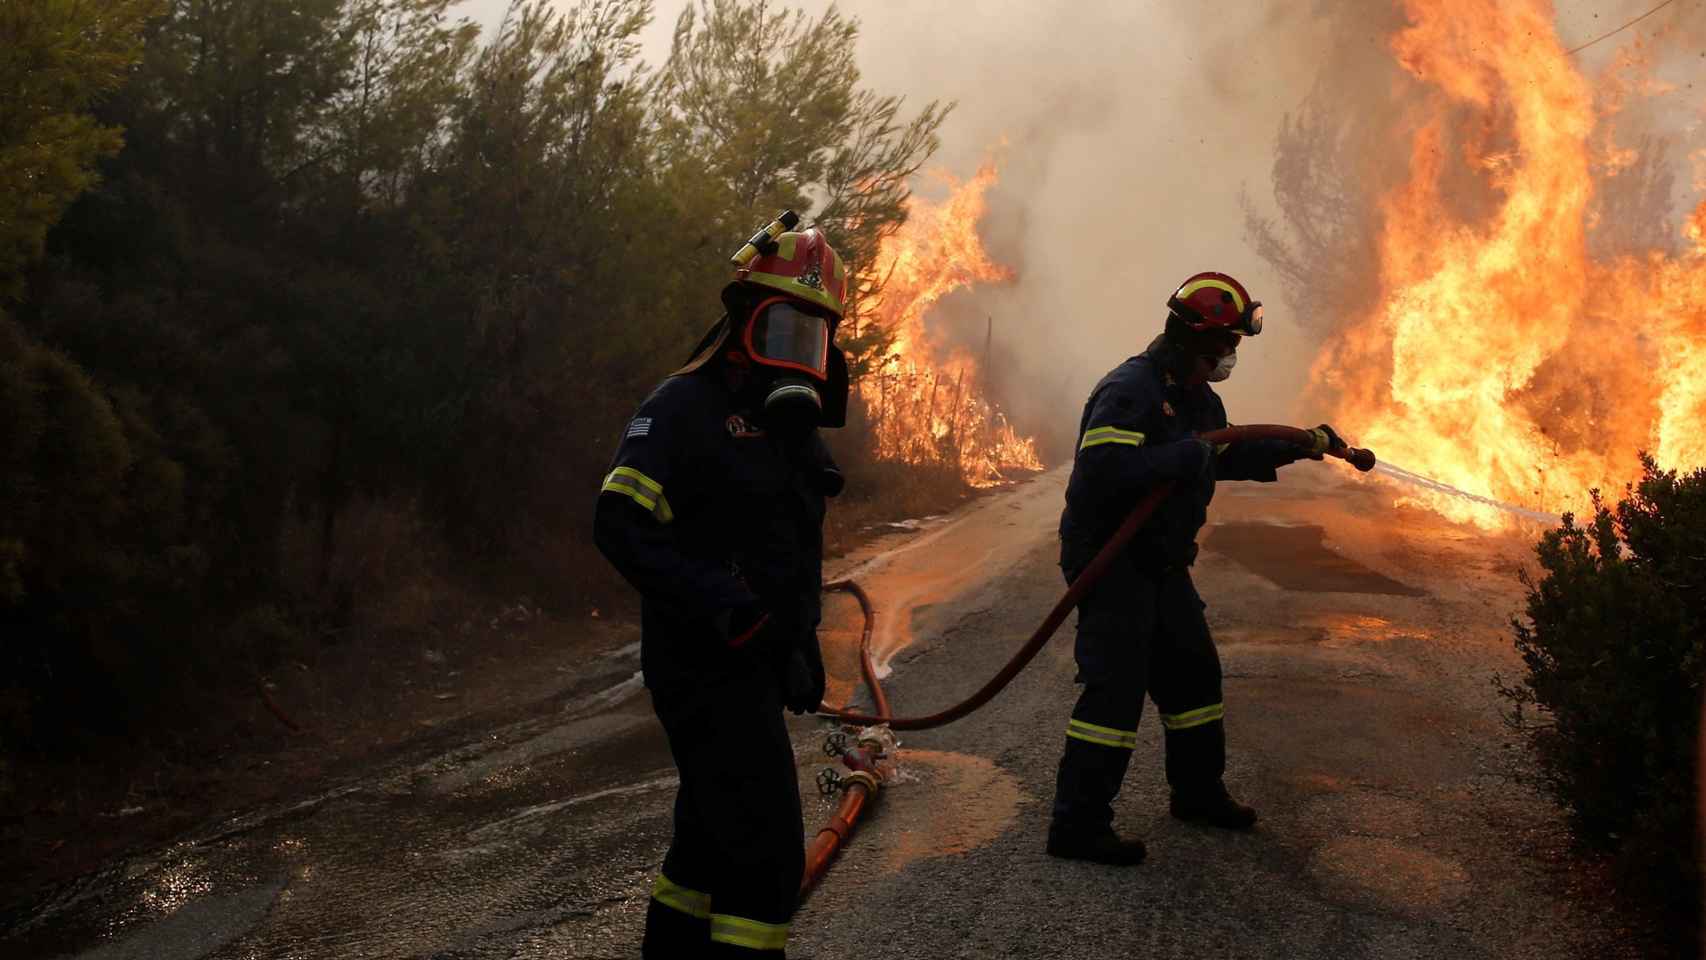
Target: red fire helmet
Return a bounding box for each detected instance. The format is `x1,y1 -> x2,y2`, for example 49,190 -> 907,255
736,227 -> 849,321
1167,271 -> 1263,336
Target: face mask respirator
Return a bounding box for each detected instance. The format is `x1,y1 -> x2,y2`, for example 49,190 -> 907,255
742,297 -> 835,440
1206,350 -> 1237,382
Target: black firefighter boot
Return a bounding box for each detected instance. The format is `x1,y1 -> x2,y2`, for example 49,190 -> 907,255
1169,781 -> 1258,831
1048,732 -> 1147,865
1046,825 -> 1148,866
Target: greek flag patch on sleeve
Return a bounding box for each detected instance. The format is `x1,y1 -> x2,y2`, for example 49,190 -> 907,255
626,417 -> 653,439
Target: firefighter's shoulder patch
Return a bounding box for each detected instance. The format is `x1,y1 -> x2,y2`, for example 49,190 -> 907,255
626,417 -> 653,439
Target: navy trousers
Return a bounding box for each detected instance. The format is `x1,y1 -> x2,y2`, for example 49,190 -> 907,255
643,673 -> 803,957
1051,558 -> 1227,833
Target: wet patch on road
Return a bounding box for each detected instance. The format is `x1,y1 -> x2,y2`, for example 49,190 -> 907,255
818,590 -> 867,709
61,878 -> 285,960
1204,522 -> 1426,596
1300,791 -> 1430,840
837,750 -> 1025,874
461,773 -> 677,847
1216,613 -> 1435,655
1308,836 -> 1470,914
1287,771 -> 1354,794
820,472 -> 1065,684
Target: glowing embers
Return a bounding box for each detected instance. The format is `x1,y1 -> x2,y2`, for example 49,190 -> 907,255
857,165 -> 1042,488
1311,0 -> 1706,529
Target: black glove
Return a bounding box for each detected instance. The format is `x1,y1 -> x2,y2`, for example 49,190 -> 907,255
1305,423 -> 1346,460
782,634 -> 826,715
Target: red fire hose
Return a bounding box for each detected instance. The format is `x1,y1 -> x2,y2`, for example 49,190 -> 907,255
801,579 -> 886,898
796,425 -> 1374,896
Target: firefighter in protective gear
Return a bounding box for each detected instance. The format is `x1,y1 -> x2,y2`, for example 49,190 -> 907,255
1046,271 -> 1347,866
594,216 -> 850,957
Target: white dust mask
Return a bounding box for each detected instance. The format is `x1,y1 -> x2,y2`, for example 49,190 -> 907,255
1206,350 -> 1237,382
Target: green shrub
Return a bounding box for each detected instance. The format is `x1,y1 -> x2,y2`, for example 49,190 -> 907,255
1501,455 -> 1704,938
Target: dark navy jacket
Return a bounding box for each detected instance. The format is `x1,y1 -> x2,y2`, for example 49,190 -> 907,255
594,371 -> 839,695
1060,344 -> 1305,576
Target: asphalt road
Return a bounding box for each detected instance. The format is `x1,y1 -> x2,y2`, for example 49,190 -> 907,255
3,466 -> 1630,959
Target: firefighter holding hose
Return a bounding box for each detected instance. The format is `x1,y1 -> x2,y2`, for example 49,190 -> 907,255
594,213 -> 849,956
1047,271 -> 1348,865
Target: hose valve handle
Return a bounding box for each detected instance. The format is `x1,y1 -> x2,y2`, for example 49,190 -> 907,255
815,767 -> 844,797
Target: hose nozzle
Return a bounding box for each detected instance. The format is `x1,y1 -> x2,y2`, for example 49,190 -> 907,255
1333,446 -> 1377,472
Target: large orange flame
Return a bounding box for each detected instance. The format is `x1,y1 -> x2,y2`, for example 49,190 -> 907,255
1314,0 -> 1706,528
858,165 -> 1042,487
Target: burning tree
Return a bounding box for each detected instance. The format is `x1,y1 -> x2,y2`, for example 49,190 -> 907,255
1249,0 -> 1706,529
850,166 -> 1042,488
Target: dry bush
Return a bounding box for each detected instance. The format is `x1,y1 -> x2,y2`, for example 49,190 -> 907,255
823,410 -> 975,557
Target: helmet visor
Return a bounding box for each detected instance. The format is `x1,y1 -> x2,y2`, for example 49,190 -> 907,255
747,299 -> 830,378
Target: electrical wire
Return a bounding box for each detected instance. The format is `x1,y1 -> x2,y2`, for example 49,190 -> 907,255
1565,0 -> 1682,56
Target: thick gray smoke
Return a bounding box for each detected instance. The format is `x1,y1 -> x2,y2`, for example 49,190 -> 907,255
750,1 -> 1348,453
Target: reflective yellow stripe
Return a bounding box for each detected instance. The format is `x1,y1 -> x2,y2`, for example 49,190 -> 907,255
1067,718 -> 1138,749
601,469 -> 675,524
1079,426 -> 1146,452
610,465 -> 662,496
1177,277 -> 1246,313
1066,727 -> 1136,748
710,914 -> 789,951
1080,436 -> 1145,450
651,873 -> 710,919
602,475 -> 657,509
1214,443 -> 1231,455
1160,703 -> 1225,731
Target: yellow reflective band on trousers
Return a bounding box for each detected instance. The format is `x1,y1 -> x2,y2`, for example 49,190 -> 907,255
651,873 -> 710,919
601,466 -> 675,523
1079,426 -> 1146,451
1160,703 -> 1225,731
1066,717 -> 1138,749
710,914 -> 790,951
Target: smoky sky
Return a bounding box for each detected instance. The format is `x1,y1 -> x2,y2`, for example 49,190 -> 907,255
459,0 -> 1704,446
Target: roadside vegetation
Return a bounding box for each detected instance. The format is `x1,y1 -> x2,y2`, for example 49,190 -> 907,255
1499,460 -> 1705,956
0,0 -> 986,892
